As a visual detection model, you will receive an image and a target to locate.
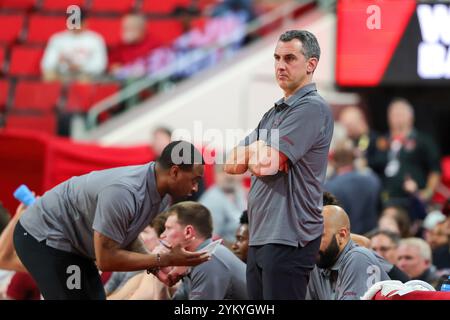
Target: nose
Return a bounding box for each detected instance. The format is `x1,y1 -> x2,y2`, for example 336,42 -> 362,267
232,243 -> 238,251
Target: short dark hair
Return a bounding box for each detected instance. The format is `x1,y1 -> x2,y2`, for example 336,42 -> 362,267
240,210 -> 248,225
150,212 -> 170,237
366,229 -> 401,246
157,140 -> 204,171
279,30 -> 321,60
168,201 -> 213,239
323,192 -> 340,206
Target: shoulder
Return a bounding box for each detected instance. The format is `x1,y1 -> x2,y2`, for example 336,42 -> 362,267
343,247 -> 380,267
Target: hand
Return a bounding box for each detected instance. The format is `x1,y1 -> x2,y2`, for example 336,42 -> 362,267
403,176 -> 418,194
163,244 -> 210,267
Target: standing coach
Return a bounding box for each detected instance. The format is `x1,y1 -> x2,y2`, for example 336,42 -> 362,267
225,30 -> 334,299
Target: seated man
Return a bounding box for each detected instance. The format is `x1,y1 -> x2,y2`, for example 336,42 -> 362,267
306,205 -> 390,300
160,201 -> 248,300
109,14 -> 161,74
41,14 -> 107,82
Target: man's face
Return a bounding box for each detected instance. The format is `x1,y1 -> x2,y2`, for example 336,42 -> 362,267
397,244 -> 429,278
370,234 -> 397,265
232,224 -> 249,262
317,219 -> 341,269
160,214 -> 186,247
168,164 -> 204,199
274,39 -> 311,95
388,102 -> 414,133
425,223 -> 449,250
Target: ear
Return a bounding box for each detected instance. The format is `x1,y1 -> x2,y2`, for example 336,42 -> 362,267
169,165 -> 180,180
184,225 -> 195,240
306,57 -> 318,74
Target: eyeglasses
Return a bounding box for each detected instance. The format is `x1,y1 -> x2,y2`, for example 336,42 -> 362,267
372,246 -> 395,253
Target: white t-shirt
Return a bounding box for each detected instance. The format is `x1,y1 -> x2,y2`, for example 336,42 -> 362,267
41,30 -> 107,76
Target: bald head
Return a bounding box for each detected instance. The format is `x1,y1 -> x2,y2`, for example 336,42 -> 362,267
323,205 -> 351,234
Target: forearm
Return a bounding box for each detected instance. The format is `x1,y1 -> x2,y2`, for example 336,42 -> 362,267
0,210 -> 26,272
248,143 -> 281,176
97,249 -> 166,272
224,146 -> 250,174
424,172 -> 441,194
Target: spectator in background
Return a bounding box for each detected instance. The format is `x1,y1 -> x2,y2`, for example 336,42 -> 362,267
325,140 -> 381,234
41,14 -> 107,82
232,211 -> 249,263
378,205 -> 412,238
382,98 -> 441,208
338,105 -> 385,175
423,210 -> 448,251
109,14 -> 161,74
397,238 -> 440,288
422,210 -> 450,271
368,229 -> 401,266
200,165 -> 247,244
151,126 -> 173,158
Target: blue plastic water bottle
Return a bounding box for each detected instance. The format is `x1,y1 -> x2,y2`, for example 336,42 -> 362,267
440,276 -> 450,292
13,184 -> 36,206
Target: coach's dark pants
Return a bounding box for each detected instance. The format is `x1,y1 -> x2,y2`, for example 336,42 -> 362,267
246,236 -> 321,300
13,221 -> 106,300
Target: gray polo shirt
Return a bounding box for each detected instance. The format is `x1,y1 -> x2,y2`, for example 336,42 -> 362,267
172,239 -> 248,300
306,240 -> 390,300
240,83 -> 333,247
20,162 -> 171,259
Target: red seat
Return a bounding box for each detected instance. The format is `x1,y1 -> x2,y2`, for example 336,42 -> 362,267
0,46 -> 5,74
0,14 -> 24,45
87,18 -> 122,47
90,0 -> 136,13
6,113 -> 57,135
40,0 -> 85,12
13,80 -> 62,111
147,19 -> 184,45
66,82 -> 120,112
27,15 -> 67,45
0,0 -> 36,10
141,0 -> 191,14
0,80 -> 10,111
9,46 -> 44,77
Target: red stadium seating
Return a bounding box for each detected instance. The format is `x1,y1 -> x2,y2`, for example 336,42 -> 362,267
66,82 -> 120,112
90,0 -> 136,14
9,45 -> 44,77
0,14 -> 25,45
0,0 -> 36,11
147,19 -> 184,45
13,80 -> 62,111
0,80 -> 9,111
26,15 -> 67,45
141,0 -> 191,14
0,46 -> 5,74
40,0 -> 85,12
87,18 -> 122,47
6,113 -> 57,135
